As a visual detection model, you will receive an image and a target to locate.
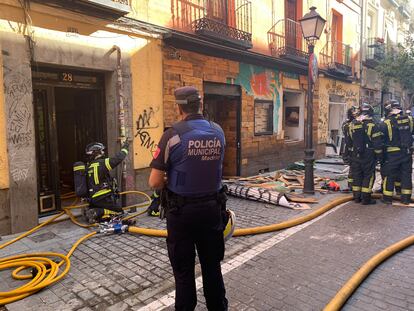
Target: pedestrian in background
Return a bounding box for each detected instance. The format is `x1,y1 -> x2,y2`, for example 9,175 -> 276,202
148,86 -> 228,310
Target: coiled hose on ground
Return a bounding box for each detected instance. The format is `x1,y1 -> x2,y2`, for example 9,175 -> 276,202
0,191 -> 151,305
1,192 -> 413,310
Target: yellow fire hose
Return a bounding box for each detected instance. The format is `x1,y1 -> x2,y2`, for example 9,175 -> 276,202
1,191 -> 413,308
0,191 -> 151,305
324,234 -> 414,311
0,232 -> 96,305
128,195 -> 354,237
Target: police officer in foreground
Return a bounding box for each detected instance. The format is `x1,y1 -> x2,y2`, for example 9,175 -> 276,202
148,86 -> 228,310
350,103 -> 383,204
84,141 -> 129,223
341,106 -> 359,191
381,100 -> 413,205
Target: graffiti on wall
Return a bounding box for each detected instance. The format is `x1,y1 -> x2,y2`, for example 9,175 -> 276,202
318,79 -> 359,144
135,107 -> 160,156
4,66 -> 33,150
235,63 -> 283,133
9,151 -> 31,182
326,82 -> 359,104
3,64 -> 33,183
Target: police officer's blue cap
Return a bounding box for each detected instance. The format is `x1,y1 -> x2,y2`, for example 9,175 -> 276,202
174,86 -> 201,105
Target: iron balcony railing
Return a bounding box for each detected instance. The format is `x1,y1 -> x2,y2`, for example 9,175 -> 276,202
171,0 -> 252,49
365,37 -> 385,68
320,40 -> 353,77
268,18 -> 309,62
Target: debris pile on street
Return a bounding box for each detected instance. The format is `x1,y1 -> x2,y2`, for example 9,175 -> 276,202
224,157 -> 350,210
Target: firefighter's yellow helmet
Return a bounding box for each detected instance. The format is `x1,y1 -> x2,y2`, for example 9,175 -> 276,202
223,209 -> 236,242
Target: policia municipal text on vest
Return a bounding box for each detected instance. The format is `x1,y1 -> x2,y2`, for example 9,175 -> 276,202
349,104 -> 383,205
381,107 -> 414,205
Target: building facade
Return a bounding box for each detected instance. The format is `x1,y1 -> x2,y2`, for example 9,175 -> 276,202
0,0 -> 166,234
361,0 -> 412,113
0,0 -> 365,234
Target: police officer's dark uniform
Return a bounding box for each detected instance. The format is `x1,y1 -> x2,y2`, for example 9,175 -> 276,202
84,141 -> 129,222
150,86 -> 228,310
381,100 -> 413,204
341,106 -> 358,190
349,104 -> 383,204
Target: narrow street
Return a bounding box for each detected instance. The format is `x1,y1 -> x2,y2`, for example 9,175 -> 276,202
1,196 -> 413,311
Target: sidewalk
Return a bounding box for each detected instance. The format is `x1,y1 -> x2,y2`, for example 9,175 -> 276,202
1,192 -> 414,311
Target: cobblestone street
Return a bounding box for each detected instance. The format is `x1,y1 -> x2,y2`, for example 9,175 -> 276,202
1,195 -> 414,311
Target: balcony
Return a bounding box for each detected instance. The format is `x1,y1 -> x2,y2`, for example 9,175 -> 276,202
33,0 -> 131,18
268,19 -> 309,63
320,41 -> 353,77
364,37 -> 385,68
171,0 -> 252,49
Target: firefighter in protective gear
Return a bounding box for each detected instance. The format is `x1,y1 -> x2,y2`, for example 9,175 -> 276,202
149,86 -> 228,311
84,141 -> 129,223
350,103 -> 383,204
381,100 -> 413,204
342,106 -> 359,190
380,101 -> 401,194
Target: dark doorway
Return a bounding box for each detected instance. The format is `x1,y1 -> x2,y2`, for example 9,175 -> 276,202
203,82 -> 241,177
32,67 -> 106,215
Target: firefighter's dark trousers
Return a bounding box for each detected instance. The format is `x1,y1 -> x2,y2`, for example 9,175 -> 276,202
166,199 -> 228,311
351,156 -> 376,203
347,163 -> 353,189
382,151 -> 412,203
89,194 -> 123,218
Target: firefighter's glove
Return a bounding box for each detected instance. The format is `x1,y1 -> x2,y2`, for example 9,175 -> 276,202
121,140 -> 130,150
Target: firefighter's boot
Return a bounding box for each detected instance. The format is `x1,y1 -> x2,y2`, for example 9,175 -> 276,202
353,191 -> 361,203
361,193 -> 376,205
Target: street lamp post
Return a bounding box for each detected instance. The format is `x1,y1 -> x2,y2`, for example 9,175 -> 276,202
299,7 -> 326,194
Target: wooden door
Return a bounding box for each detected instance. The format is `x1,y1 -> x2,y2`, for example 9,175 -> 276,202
331,10 -> 343,63
207,0 -> 226,23
285,0 -> 297,49
227,0 -> 236,27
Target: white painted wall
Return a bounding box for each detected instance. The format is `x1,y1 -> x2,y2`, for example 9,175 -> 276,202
284,91 -> 304,141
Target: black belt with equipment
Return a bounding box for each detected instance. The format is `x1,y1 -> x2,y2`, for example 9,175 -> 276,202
160,187 -> 228,218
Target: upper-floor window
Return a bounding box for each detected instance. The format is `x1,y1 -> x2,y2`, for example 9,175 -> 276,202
284,0 -> 302,22
172,0 -> 249,29
172,0 -> 252,49
331,10 -> 343,43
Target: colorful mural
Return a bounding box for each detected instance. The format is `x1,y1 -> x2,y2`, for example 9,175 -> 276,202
235,63 -> 283,133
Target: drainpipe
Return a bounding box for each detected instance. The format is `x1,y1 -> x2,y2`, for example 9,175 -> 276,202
109,45 -> 128,207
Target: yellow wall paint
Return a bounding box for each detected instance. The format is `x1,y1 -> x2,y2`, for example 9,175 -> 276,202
317,77 -> 360,144
0,49 -> 10,189
131,39 -> 164,169
311,0 -> 361,74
